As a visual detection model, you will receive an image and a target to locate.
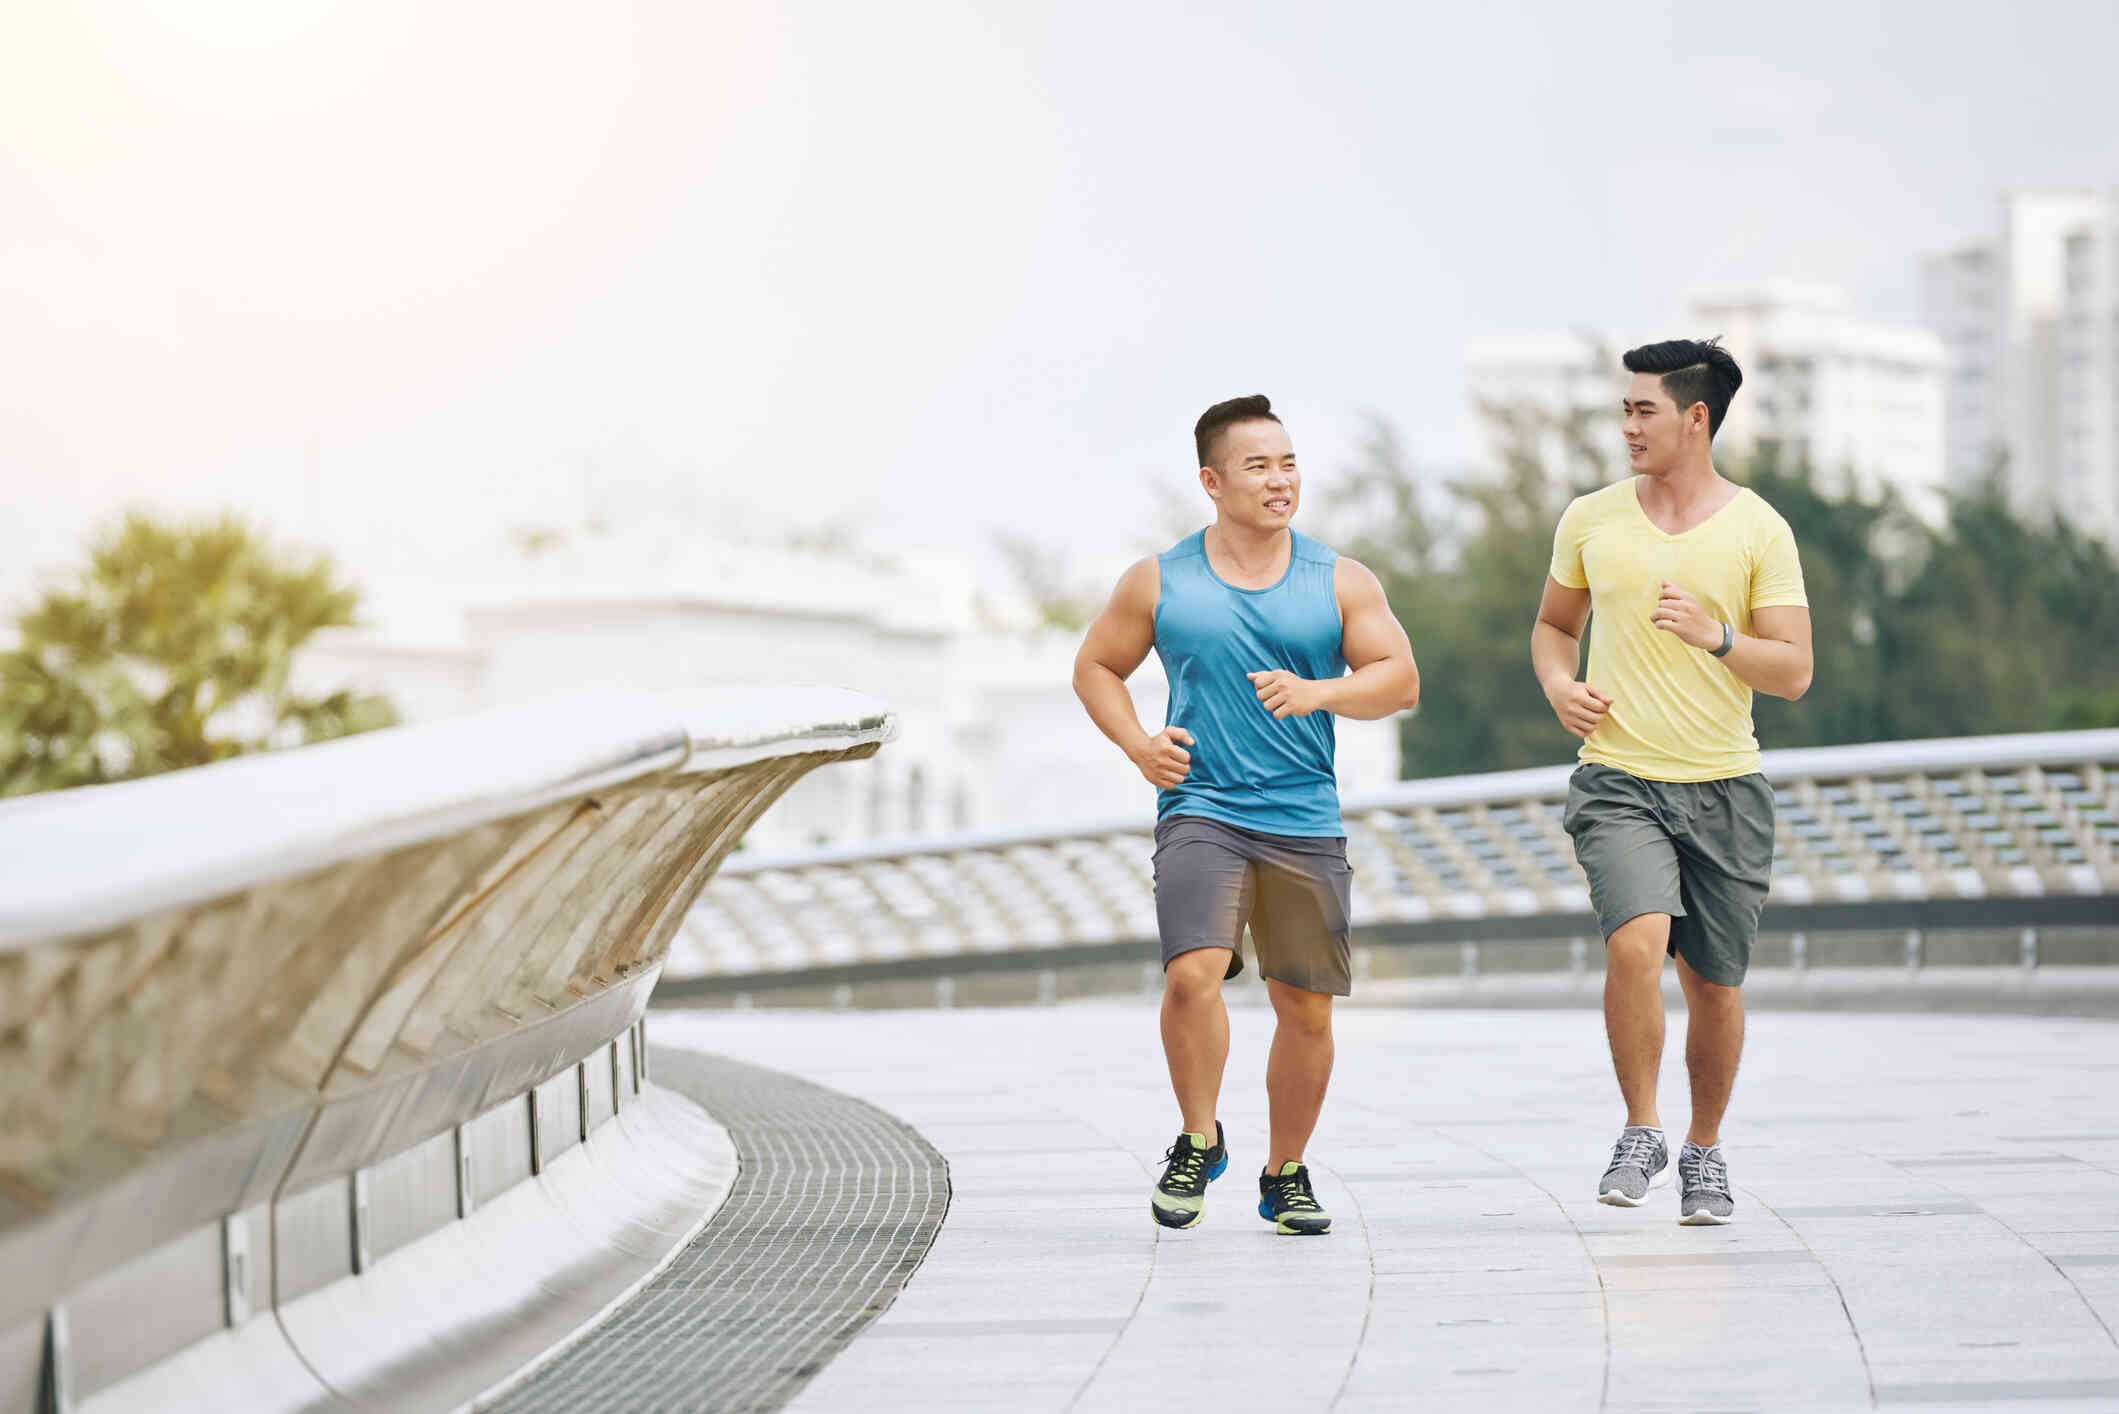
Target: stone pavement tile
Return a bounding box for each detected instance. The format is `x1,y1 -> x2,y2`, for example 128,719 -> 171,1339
1999,1212 -> 2119,1235
1596,1257 -> 1839,1294
793,1367 -> 1088,1414
860,1317 -> 1129,1337
1353,1303 -> 1603,1374
881,1277 -> 1140,1324
1863,1325 -> 2119,1369
1338,1342 -> 1606,1414
1605,1362 -> 1872,1414
1876,1377 -> 2119,1409
1076,1341 -> 1355,1414
1770,1200 -> 1986,1218
2028,1231 -> 2119,1255
1365,1285 -> 1605,1317
1366,1238 -> 1589,1273
940,1189 -> 1142,1220
790,1330 -> 1113,1381
1371,1268 -> 1602,1297
943,1154 -> 1139,1188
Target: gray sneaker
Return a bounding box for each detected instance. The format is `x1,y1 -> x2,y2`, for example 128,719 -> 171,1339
1597,1126 -> 1671,1206
1678,1142 -> 1735,1225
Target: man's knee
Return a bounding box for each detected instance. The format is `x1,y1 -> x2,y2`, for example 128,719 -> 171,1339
1163,948 -> 1230,1003
1606,913 -> 1671,970
1677,954 -> 1744,1008
1266,982 -> 1333,1035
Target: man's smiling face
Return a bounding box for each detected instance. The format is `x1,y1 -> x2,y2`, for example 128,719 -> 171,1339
1203,419 -> 1299,529
1622,370 -> 1701,478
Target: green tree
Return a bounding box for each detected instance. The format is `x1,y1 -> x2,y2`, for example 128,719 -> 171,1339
1334,404 -> 1608,779
1879,477 -> 2119,739
1740,456 -> 1910,751
0,513 -> 398,796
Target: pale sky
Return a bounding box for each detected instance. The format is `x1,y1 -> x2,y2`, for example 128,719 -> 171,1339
5,1 -> 2116,605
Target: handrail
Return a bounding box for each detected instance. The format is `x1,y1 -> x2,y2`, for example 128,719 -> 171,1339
718,727 -> 2119,874
0,686 -> 893,948
0,686 -> 895,1412
672,726 -> 2119,990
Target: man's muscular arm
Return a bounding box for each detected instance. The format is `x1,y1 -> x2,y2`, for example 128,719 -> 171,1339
1247,558 -> 1419,721
1073,557 -> 1194,788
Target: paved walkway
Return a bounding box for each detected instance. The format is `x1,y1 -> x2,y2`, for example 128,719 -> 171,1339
654,1003 -> 2119,1413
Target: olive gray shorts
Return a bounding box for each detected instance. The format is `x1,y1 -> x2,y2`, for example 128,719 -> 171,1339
1152,813 -> 1354,996
1561,763 -> 1776,987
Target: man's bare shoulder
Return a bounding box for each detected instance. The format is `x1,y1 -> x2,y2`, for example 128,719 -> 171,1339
1109,555 -> 1161,613
1331,554 -> 1389,603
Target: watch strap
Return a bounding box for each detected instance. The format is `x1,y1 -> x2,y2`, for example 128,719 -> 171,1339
1709,621 -> 1734,658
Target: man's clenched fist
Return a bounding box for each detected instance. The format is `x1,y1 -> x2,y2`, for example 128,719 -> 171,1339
1130,725 -> 1195,788
1545,679 -> 1614,740
1247,669 -> 1327,719
1651,581 -> 1723,651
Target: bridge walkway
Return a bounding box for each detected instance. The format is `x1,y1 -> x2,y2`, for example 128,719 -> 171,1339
628,1003 -> 2119,1414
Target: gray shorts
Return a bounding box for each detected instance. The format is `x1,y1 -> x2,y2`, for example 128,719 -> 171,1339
1152,813 -> 1353,996
1561,763 -> 1776,987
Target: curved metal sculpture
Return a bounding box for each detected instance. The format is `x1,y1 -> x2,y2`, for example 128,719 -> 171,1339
0,688 -> 894,1412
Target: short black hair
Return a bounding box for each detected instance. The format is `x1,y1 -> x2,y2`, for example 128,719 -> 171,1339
1621,339 -> 1743,437
1194,394 -> 1282,468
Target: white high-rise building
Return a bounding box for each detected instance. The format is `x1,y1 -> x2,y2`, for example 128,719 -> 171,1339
1923,241 -> 2003,490
1690,283 -> 1949,523
1922,188 -> 2119,540
2059,201 -> 2119,542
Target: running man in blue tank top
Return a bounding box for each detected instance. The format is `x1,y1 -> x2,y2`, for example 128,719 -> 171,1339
1073,395 -> 1421,1235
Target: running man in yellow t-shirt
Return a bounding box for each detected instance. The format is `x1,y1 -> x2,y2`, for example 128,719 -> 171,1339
1530,337 -> 1814,1226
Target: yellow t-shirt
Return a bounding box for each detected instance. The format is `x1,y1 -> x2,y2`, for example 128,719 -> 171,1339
1548,478 -> 1808,782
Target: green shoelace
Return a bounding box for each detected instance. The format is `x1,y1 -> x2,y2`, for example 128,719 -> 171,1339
1161,1140 -> 1207,1189
1267,1173 -> 1320,1211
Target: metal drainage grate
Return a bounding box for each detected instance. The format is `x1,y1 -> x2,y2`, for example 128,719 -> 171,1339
496,1048 -> 949,1414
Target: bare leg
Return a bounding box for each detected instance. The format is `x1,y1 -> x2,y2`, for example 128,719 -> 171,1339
1604,913 -> 1671,1129
1161,948 -> 1232,1135
1675,953 -> 1745,1146
1264,979 -> 1334,1172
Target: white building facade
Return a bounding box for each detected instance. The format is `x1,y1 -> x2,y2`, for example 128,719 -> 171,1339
1691,284 -> 1949,523
1464,286 -> 1947,521
1922,188 -> 2119,541
2060,202 -> 2119,542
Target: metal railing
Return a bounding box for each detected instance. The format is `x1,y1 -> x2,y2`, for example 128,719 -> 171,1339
0,687 -> 892,1413
663,729 -> 2119,995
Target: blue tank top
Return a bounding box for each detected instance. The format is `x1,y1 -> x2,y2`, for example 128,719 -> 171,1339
1153,529 -> 1346,837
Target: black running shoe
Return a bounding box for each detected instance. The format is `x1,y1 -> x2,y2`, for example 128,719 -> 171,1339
1257,1161 -> 1332,1235
1150,1122 -> 1228,1229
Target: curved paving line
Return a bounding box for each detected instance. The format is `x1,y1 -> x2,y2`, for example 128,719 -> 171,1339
1320,1163 -> 1379,1413
1060,1099 -> 1165,1413
1859,1158 -> 2119,1354
496,1048 -> 950,1414
1396,1125 -> 1613,1413
1748,1188 -> 1881,1408
1322,1091 -> 1611,1411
